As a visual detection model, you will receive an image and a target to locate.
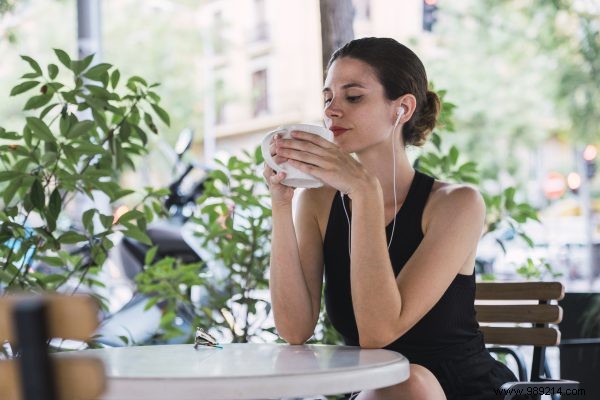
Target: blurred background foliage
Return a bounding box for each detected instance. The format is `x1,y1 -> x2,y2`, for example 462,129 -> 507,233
2,0 -> 597,196
427,0 -> 599,192
0,0 -> 203,146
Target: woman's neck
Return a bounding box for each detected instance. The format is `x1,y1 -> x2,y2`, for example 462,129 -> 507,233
356,145 -> 415,208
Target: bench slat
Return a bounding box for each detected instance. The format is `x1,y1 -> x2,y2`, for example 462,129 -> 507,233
0,295 -> 99,343
0,357 -> 105,400
475,304 -> 562,324
480,326 -> 561,346
476,282 -> 564,301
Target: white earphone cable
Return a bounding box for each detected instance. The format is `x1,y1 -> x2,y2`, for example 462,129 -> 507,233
341,109 -> 403,257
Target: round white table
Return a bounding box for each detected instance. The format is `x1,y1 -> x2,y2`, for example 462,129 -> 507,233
57,343 -> 409,400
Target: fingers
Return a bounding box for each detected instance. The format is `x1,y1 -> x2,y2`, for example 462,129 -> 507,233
269,170 -> 287,185
275,133 -> 335,160
269,134 -> 288,164
262,163 -> 287,187
289,130 -> 336,148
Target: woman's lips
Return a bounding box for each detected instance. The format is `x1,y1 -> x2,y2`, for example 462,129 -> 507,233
330,127 -> 349,137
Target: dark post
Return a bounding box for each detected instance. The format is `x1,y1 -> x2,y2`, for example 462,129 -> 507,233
319,0 -> 355,78
14,298 -> 57,400
77,0 -> 102,60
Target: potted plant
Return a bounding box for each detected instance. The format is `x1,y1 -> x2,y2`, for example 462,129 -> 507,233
0,50 -> 169,313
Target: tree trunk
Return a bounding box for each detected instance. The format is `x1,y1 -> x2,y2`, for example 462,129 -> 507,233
319,0 -> 355,78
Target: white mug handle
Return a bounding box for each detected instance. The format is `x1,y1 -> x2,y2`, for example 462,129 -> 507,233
261,128 -> 287,172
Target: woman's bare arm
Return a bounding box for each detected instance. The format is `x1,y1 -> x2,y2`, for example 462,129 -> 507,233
269,188 -> 326,344
350,182 -> 485,348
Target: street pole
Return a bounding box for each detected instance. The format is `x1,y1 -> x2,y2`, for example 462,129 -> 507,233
77,0 -> 102,61
201,12 -> 216,166
75,0 -> 110,221
575,146 -> 595,289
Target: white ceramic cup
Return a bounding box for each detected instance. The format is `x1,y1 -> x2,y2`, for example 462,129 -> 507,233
261,124 -> 334,188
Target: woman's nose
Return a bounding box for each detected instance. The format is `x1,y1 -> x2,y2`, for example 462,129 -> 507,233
324,98 -> 342,119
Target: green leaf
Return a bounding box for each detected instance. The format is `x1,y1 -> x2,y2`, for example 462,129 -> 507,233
0,129 -> 20,140
128,76 -> 148,87
20,72 -> 40,79
110,69 -> 120,89
30,179 -> 45,210
145,246 -> 158,265
26,117 -> 55,142
54,49 -> 72,69
119,121 -> 131,141
24,93 -> 53,111
71,54 -> 96,76
449,146 -> 459,165
83,63 -> 112,81
58,232 -> 87,244
143,297 -> 159,311
39,103 -> 59,120
59,113 -> 76,136
143,204 -> 154,221
254,145 -> 264,163
143,112 -> 157,133
20,55 -> 42,75
116,209 -> 145,224
3,177 -> 22,205
78,54 -> 95,73
0,171 -> 22,182
66,120 -> 95,139
85,84 -> 113,100
211,170 -> 229,184
431,133 -> 441,150
99,213 -> 114,229
133,125 -> 148,145
82,209 -> 96,233
123,227 -> 152,246
150,104 -> 170,126
48,188 -> 61,222
147,91 -> 161,102
48,64 -> 59,80
10,81 -> 40,96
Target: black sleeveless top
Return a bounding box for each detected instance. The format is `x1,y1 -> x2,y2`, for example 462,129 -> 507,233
323,170 -> 480,362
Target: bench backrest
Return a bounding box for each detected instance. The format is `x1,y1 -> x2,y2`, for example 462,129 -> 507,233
0,294 -> 105,400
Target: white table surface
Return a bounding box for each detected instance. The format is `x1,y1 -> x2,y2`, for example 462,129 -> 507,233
57,343 -> 409,400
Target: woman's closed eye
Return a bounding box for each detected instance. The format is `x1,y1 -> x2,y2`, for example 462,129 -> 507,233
324,95 -> 363,105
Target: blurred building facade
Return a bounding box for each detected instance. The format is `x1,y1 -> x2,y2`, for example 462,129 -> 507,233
197,0 -> 428,160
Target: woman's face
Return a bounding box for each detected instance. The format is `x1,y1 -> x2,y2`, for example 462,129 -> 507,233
323,57 -> 397,153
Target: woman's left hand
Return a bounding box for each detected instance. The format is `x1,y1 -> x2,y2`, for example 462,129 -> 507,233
275,130 -> 377,196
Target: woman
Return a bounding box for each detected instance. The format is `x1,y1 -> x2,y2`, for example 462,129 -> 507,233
264,37 -> 520,400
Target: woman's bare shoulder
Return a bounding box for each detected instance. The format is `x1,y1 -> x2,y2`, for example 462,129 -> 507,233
424,180 -> 485,230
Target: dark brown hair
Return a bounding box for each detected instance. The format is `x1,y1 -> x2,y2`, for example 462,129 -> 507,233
328,37 -> 440,146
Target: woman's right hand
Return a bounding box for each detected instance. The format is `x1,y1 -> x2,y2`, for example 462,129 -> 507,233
263,135 -> 295,206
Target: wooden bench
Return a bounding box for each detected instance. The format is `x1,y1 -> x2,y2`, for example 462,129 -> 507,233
0,294 -> 105,400
475,282 -> 579,400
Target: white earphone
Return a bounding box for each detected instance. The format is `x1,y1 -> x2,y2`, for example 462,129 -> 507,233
396,106 -> 405,122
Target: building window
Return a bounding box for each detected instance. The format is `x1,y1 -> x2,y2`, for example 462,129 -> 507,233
251,69 -> 269,117
213,10 -> 226,54
215,78 -> 226,124
252,0 -> 269,42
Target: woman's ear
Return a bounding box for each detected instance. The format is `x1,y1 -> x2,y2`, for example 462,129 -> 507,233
393,94 -> 417,123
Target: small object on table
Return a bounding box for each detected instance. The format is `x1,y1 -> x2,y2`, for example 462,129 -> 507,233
194,327 -> 222,349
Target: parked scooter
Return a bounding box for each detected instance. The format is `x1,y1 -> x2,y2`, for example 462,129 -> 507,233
93,129 -> 211,346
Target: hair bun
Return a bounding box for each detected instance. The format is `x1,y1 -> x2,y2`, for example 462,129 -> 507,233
408,90 -> 441,146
